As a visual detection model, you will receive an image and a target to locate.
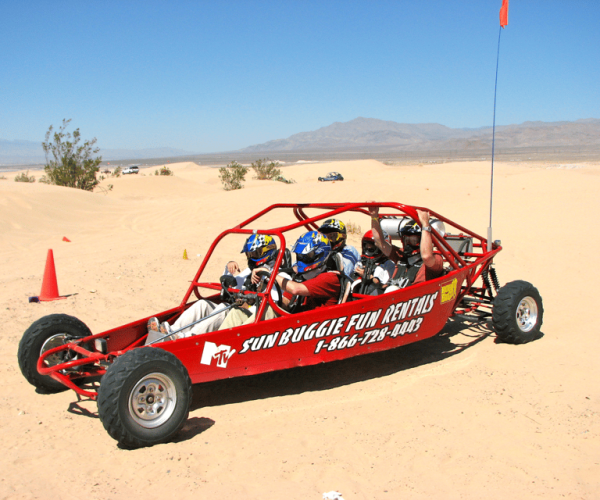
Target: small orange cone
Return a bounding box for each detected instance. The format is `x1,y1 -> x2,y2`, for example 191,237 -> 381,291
183,249 -> 189,260
62,236 -> 71,242
39,249 -> 66,301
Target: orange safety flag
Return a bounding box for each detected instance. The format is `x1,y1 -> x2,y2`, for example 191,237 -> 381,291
499,0 -> 509,28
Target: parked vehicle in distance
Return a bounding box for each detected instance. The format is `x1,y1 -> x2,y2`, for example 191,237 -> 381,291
318,172 -> 344,182
122,165 -> 140,174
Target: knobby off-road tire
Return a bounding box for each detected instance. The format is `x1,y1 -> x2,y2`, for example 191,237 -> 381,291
17,314 -> 92,392
97,348 -> 192,448
492,280 -> 544,344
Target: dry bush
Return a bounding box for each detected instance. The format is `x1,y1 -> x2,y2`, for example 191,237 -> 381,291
274,175 -> 296,184
346,221 -> 362,235
42,119 -> 101,191
155,166 -> 174,176
219,161 -> 248,190
14,171 -> 36,183
251,158 -> 281,180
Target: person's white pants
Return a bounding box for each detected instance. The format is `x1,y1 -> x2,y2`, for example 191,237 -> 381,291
171,300 -> 230,338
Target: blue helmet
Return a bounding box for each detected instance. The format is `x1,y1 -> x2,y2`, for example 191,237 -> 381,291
241,234 -> 278,269
292,231 -> 331,274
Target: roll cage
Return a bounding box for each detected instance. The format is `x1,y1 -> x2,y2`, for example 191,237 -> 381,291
185,202 -> 501,323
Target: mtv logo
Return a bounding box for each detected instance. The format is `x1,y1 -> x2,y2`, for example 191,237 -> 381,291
200,341 -> 236,369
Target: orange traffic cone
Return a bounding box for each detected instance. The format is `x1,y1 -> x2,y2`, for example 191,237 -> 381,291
183,249 -> 189,260
39,249 -> 65,301
62,236 -> 71,242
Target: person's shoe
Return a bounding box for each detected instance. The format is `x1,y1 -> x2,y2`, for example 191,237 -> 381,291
147,317 -> 160,332
160,321 -> 178,341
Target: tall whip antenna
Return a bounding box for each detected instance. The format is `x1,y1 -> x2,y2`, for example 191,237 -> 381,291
488,0 -> 509,251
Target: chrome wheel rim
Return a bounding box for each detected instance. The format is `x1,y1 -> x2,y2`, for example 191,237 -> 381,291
516,296 -> 538,332
129,373 -> 177,428
40,334 -> 70,366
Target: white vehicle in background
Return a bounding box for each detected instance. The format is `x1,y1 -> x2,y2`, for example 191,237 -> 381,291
122,165 -> 139,175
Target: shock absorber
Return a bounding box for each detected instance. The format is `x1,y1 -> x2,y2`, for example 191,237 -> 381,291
481,268 -> 494,299
489,265 -> 500,291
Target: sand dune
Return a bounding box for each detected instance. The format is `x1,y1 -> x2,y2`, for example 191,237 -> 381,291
1,159 -> 599,499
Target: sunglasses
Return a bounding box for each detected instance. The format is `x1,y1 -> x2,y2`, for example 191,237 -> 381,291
246,247 -> 270,260
295,250 -> 318,264
321,231 -> 342,243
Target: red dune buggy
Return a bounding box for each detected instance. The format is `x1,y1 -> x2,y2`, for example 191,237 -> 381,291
18,202 -> 543,448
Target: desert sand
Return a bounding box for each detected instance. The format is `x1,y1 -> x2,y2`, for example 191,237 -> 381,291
1,159 -> 599,499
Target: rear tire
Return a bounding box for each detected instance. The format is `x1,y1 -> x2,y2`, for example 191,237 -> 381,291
17,314 -> 92,392
97,347 -> 192,448
492,280 -> 543,344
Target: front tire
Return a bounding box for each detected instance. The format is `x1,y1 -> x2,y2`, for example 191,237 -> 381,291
17,314 -> 92,392
492,280 -> 543,344
97,347 -> 192,448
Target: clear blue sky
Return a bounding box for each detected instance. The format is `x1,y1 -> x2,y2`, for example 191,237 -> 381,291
1,0 -> 598,153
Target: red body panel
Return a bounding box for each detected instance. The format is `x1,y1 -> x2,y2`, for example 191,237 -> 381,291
159,270 -> 465,384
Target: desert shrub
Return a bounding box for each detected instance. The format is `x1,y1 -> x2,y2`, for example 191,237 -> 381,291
0,175 -> 7,180
111,167 -> 122,177
251,158 -> 281,180
155,166 -> 173,176
274,175 -> 296,184
97,183 -> 114,194
42,119 -> 101,191
219,161 -> 249,190
14,171 -> 36,183
346,221 -> 362,235
38,175 -> 50,184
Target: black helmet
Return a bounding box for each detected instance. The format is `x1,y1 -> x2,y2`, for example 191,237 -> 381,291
399,219 -> 421,236
318,218 -> 347,251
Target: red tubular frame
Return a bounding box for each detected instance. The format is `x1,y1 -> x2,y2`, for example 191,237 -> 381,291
37,202 -> 501,398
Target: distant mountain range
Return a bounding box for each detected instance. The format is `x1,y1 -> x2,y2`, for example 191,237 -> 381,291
2,117 -> 599,165
0,140 -> 195,166
239,117 -> 600,153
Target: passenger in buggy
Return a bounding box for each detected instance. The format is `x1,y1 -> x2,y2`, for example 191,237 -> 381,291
368,206 -> 444,291
318,218 -> 360,277
353,229 -> 396,295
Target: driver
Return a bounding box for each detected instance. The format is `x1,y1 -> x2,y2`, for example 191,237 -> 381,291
219,230 -> 338,329
145,234 -> 280,343
222,230 -> 339,327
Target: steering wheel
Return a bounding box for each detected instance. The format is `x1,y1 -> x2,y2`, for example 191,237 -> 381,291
255,270 -> 285,310
219,275 -> 238,303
